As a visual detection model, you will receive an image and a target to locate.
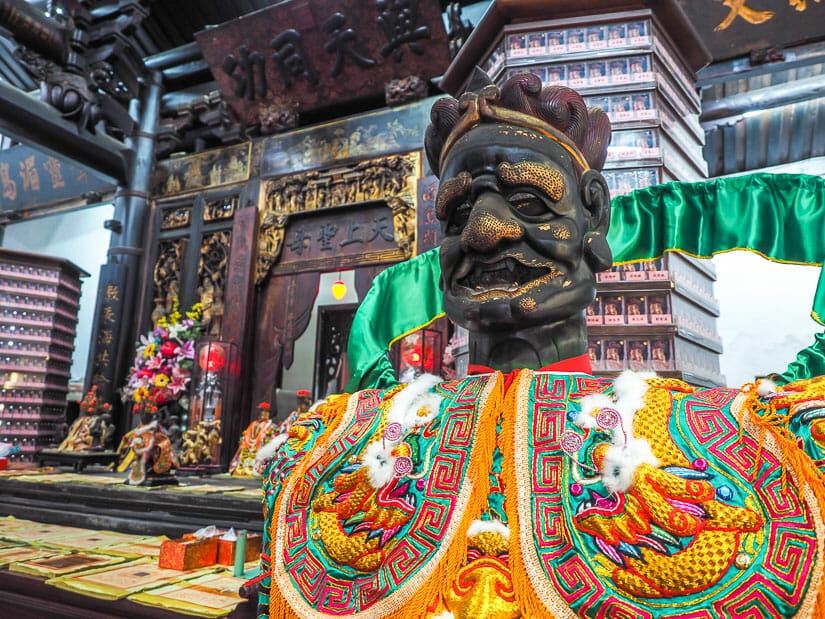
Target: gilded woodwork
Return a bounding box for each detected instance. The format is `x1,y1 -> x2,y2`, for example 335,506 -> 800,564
255,210 -> 289,285
197,230 -> 231,336
151,238 -> 186,324
256,152 -> 420,282
203,195 -> 239,222
160,206 -> 192,230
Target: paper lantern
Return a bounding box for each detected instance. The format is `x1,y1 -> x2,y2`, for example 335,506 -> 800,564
198,343 -> 226,372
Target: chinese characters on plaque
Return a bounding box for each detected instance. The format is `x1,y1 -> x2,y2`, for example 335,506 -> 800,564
195,0 -> 450,127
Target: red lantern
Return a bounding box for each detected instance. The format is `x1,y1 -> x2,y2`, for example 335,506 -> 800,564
198,343 -> 226,372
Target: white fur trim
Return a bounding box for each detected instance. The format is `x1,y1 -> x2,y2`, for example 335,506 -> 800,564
362,440 -> 396,488
757,379 -> 778,397
575,394 -> 614,429
255,433 -> 288,462
600,438 -> 658,494
429,612 -> 454,619
387,374 -> 443,433
610,370 -> 654,447
467,518 -> 510,539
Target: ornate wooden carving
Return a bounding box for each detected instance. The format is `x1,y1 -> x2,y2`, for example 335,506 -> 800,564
154,143 -> 251,198
259,105 -> 299,135
194,0 -> 450,130
384,75 -> 428,106
256,151 -> 420,283
255,211 -> 289,285
446,3 -> 473,59
203,195 -> 238,222
387,196 -> 415,259
156,91 -> 242,159
151,238 -> 186,324
263,152 -> 418,214
160,206 -> 191,230
197,231 -> 231,336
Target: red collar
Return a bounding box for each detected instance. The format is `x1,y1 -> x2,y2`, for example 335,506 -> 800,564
467,353 -> 593,376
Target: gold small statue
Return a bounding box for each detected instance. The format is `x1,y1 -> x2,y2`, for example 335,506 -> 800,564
229,401 -> 278,477
179,419 -> 222,467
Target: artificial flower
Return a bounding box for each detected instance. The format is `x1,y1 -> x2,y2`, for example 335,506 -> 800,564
159,340 -> 178,357
122,300 -> 203,412
154,374 -> 170,388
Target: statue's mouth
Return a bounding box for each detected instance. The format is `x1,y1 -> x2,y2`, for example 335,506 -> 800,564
456,257 -> 554,294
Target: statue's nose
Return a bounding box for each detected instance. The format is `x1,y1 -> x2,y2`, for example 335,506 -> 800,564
460,192 -> 523,253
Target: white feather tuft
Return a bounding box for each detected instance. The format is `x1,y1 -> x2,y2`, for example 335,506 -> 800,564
467,518 -> 510,539
362,441 -> 396,488
429,612 -> 454,619
387,373 -> 443,432
600,438 -> 658,494
610,370 -> 654,446
255,433 -> 287,463
575,394 -> 614,428
757,379 -> 778,397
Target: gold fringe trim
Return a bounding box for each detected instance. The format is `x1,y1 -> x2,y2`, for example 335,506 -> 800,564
385,373 -> 504,619
269,393 -> 353,618
270,375 -> 504,618
612,245 -> 822,269
735,384 -> 825,618
499,371 -> 565,619
387,312 -> 447,352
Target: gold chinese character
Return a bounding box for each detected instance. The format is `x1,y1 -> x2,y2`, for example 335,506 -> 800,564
0,162 -> 16,200
98,329 -> 113,346
715,0 -> 775,30
18,156 -> 40,192
102,305 -> 116,324
96,350 -> 110,366
42,157 -> 65,189
105,285 -> 120,301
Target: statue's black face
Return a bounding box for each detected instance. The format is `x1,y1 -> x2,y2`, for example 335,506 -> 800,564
437,124 -> 602,331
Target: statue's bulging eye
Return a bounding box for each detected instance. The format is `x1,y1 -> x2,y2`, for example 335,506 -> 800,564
509,191 -> 548,217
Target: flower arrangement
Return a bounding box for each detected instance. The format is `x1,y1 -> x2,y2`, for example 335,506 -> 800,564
122,301 -> 204,412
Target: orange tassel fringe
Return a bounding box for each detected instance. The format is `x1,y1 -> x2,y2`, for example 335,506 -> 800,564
738,381 -> 825,618
499,370 -> 562,619
268,376 -> 505,618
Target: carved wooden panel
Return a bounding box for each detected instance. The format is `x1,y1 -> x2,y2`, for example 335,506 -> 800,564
151,238 -> 186,325
256,151 -> 420,284
197,230 -> 232,336
160,206 -> 192,230
203,195 -> 239,222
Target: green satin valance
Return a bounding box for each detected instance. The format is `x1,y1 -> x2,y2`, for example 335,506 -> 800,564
346,173 -> 825,391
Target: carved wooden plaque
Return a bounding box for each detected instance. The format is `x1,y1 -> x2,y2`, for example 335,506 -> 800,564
256,151 -> 420,283
194,0 -> 450,128
271,202 -> 407,276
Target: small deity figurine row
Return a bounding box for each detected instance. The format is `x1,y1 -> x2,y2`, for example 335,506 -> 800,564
228,390 -> 313,477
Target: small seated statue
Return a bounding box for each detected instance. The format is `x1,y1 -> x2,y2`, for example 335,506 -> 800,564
58,386 -> 112,452
258,73 -> 825,618
124,403 -> 179,486
230,401 -> 278,477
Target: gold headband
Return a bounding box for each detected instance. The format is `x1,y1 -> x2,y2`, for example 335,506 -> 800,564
438,86 -> 592,175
